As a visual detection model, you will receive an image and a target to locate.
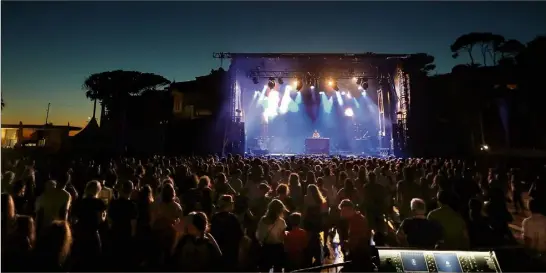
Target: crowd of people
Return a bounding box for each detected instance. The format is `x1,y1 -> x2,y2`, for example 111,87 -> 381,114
2,154 -> 545,272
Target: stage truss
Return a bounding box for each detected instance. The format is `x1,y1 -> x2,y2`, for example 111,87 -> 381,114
214,52 -> 412,157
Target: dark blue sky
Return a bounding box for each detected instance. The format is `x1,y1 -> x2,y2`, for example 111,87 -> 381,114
2,1 -> 545,127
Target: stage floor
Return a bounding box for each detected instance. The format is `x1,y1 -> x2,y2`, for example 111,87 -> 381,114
246,152 -> 383,158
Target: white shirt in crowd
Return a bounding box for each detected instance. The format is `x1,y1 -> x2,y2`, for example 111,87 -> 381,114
522,213 -> 546,253
256,217 -> 286,244
35,187 -> 71,229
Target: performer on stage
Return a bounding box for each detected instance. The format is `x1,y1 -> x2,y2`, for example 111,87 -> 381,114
312,130 -> 321,138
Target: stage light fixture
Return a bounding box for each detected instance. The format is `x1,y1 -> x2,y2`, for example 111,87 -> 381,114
344,108 -> 354,117
296,80 -> 303,91
278,78 -> 284,85
267,78 -> 276,89
352,77 -> 358,83
361,79 -> 369,90
356,78 -> 363,85
252,77 -> 259,85
328,79 -> 339,91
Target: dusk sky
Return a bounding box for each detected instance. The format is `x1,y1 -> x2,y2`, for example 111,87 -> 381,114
2,1 -> 545,129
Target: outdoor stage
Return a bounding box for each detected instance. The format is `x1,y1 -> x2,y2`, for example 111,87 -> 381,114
215,52 -> 413,157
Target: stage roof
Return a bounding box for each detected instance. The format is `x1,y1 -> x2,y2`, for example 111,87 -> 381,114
2,124 -> 82,131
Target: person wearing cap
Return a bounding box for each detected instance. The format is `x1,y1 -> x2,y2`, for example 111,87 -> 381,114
210,195 -> 243,272
256,199 -> 289,272
171,211 -> 222,272
338,198 -> 372,271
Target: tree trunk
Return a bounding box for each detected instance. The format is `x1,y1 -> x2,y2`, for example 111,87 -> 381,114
481,46 -> 488,66
100,103 -> 106,127
467,47 -> 475,65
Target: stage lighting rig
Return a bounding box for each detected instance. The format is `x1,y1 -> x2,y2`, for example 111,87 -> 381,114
267,78 -> 276,89
360,79 -> 369,90
252,77 -> 259,85
327,79 -> 339,91
277,78 -> 284,85
306,77 -> 318,89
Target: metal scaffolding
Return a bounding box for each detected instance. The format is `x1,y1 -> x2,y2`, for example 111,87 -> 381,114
213,52 -> 411,156
246,70 -> 379,80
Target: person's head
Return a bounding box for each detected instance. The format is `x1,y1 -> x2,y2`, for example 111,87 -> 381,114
11,179 -> 26,196
50,169 -> 70,188
258,183 -> 271,196
468,198 -> 483,219
276,183 -> 289,197
198,176 -> 211,189
436,190 -> 451,207
368,172 -> 376,184
139,184 -> 154,204
84,180 -> 102,198
307,184 -> 326,205
45,180 -> 57,192
216,172 -> 227,184
264,199 -> 288,223
161,183 -> 176,203
119,180 -> 134,198
410,198 -> 426,216
339,171 -> 348,182
289,212 -> 302,228
306,171 -> 316,184
186,211 -> 209,236
288,173 -> 300,187
2,171 -> 16,190
316,177 -> 324,188
358,168 -> 367,182
34,221 -> 72,266
218,194 -> 234,212
339,199 -> 356,219
234,194 -> 249,214
105,170 -> 118,189
344,178 -> 355,191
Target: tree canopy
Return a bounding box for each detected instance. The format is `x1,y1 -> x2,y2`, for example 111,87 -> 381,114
82,70 -> 171,103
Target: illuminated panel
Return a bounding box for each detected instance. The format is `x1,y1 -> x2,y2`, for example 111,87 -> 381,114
378,249 -> 502,273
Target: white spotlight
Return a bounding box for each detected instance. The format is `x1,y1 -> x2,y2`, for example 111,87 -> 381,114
362,91 -> 367,97
344,108 -> 354,117
310,85 -> 315,89
352,77 -> 357,83
358,85 -> 363,90
341,91 -> 346,95
346,93 -> 352,99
